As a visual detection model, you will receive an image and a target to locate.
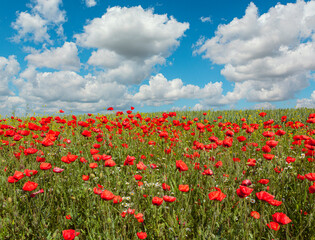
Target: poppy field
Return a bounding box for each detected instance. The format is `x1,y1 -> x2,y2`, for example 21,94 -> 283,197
0,108 -> 315,239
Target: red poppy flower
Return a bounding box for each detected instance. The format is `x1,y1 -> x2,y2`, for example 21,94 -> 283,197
267,222 -> 280,231
81,129 -> 92,137
35,156 -> 45,162
162,183 -> 171,191
176,160 -> 188,172
263,154 -> 275,160
134,175 -> 142,180
20,130 -> 30,136
236,185 -> 253,198
241,179 -> 252,186
259,112 -> 267,117
22,181 -> 38,191
62,229 -> 80,240
202,169 -> 214,175
152,196 -> 163,206
258,179 -> 269,185
194,163 -> 201,170
68,154 -> 78,162
275,130 -> 286,136
163,196 -> 176,202
61,156 -> 70,164
65,215 -> 72,220
267,199 -> 282,206
150,163 -> 157,169
262,131 -> 275,138
93,143 -> 101,149
90,149 -> 99,155
237,136 -> 247,142
247,158 -> 256,166
305,173 -> 315,181
102,155 -> 112,161
42,138 -> 54,147
89,163 -> 98,169
223,137 -> 233,148
256,191 -> 275,202
24,148 -> 38,155
13,171 -> 25,181
40,162 -> 52,170
121,211 -> 127,218
214,161 -> 223,168
225,130 -> 234,137
105,159 -> 116,167
24,169 -> 38,177
4,129 -> 15,137
266,140 -> 278,148
246,127 -> 254,134
309,183 -> 315,193
134,213 -> 143,219
208,190 -> 226,201
286,156 -> 296,164
178,185 -> 189,192
93,187 -> 103,195
93,154 -> 102,161
14,152 -> 21,160
113,195 -> 122,204
53,167 -> 64,173
272,212 -> 292,225
82,175 -> 89,181
148,140 -> 156,145
262,145 -> 271,153
137,232 -> 147,239
101,190 -> 115,200
127,208 -> 135,214
250,211 -> 260,219
8,176 -> 19,183
137,161 -> 147,170
30,189 -> 44,198
124,155 -> 135,166
13,134 -> 23,141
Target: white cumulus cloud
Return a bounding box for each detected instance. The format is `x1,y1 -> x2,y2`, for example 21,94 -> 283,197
195,1 -> 315,104
200,16 -> 212,23
32,0 -> 66,24
253,102 -> 276,110
75,6 -> 189,84
296,90 -> 315,108
12,12 -> 50,43
0,56 -> 20,96
85,0 -> 97,7
16,70 -> 131,113
25,42 -> 80,71
12,0 -> 66,43
133,73 -> 224,106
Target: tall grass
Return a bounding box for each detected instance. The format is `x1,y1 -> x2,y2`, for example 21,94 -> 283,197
0,108 -> 314,239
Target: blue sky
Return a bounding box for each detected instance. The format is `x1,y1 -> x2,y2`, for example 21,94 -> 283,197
0,0 -> 314,115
